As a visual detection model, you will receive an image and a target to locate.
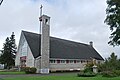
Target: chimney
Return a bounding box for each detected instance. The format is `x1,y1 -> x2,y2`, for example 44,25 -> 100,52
89,41 -> 93,46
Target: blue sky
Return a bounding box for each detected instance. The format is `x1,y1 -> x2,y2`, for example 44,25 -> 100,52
0,0 -> 119,58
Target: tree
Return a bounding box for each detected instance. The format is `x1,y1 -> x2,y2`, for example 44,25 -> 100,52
0,32 -> 17,69
10,32 -> 17,59
105,0 -> 120,46
98,52 -> 119,72
107,52 -> 118,70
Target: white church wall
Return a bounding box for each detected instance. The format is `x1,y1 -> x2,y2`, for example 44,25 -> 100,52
15,51 -> 20,66
15,32 -> 25,66
49,59 -> 86,71
50,63 -> 85,71
26,46 -> 35,67
15,32 -> 35,67
35,57 -> 41,73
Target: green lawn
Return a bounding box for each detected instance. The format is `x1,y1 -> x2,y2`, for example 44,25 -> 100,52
0,71 -> 25,75
3,75 -> 120,80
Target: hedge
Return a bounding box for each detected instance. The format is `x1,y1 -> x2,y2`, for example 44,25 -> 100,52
23,67 -> 37,74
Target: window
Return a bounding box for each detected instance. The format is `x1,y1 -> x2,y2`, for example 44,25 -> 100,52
66,60 -> 69,63
74,60 -> 76,63
98,61 -> 101,64
87,60 -> 91,64
45,19 -> 49,24
87,60 -> 89,63
50,60 -> 56,63
61,60 -> 65,63
69,60 -> 74,63
57,60 -> 60,63
76,60 -> 80,63
81,60 -> 86,63
21,41 -> 27,56
81,60 -> 83,63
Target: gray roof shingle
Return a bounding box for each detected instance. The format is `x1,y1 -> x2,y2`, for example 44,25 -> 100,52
22,30 -> 104,60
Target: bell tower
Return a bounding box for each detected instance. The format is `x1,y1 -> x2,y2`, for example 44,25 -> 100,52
40,15 -> 50,74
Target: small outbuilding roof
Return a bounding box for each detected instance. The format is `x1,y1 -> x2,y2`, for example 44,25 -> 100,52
22,30 -> 104,60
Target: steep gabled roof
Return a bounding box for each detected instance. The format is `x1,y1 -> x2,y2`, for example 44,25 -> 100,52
22,30 -> 104,60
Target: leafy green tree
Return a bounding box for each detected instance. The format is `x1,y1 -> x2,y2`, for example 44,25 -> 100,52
105,0 -> 120,46
0,32 -> 17,69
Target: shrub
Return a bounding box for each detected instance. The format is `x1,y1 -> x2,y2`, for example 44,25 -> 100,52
29,67 -> 37,74
20,67 -> 26,71
102,70 -> 120,77
24,67 -> 30,74
84,67 -> 92,73
77,72 -> 96,77
102,71 -> 117,77
23,67 -> 36,74
113,70 -> 120,76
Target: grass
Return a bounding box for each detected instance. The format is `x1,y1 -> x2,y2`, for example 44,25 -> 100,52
3,75 -> 120,80
0,71 -> 25,75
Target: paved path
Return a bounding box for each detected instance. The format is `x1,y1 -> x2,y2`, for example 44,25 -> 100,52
0,72 -> 78,79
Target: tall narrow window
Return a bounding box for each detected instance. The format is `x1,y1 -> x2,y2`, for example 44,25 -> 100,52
76,60 -> 80,63
61,60 -> 65,63
81,60 -> 83,63
50,60 -> 56,63
57,60 -> 60,63
70,60 -> 74,63
74,60 -> 76,63
66,60 -> 69,63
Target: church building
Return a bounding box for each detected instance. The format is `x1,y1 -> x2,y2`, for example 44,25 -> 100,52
15,15 -> 104,74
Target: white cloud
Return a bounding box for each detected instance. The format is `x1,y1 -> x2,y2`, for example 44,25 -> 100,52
0,0 -> 119,58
